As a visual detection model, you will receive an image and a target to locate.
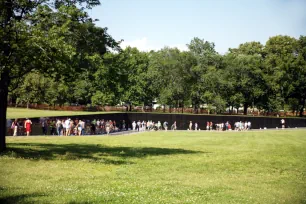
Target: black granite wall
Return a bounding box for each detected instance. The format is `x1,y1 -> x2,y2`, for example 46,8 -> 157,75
127,113 -> 306,130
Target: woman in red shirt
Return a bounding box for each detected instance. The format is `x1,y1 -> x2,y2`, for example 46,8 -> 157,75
24,118 -> 32,136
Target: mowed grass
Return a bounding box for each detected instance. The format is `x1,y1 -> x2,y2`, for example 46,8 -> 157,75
1,130 -> 306,204
7,108 -> 119,119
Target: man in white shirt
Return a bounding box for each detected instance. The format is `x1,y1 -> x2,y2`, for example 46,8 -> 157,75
281,119 -> 285,129
65,118 -> 71,136
132,121 -> 136,131
247,121 -> 251,130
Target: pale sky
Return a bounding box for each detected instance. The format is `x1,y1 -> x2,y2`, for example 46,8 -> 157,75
89,0 -> 306,53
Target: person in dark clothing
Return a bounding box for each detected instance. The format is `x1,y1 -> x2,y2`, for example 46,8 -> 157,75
42,120 -> 48,135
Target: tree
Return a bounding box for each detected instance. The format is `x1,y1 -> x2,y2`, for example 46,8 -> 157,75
290,36 -> 306,116
91,91 -> 115,109
187,37 -> 222,113
15,72 -> 51,108
201,66 -> 227,114
119,47 -> 152,110
147,48 -> 196,112
224,42 -> 265,115
263,35 -> 298,114
0,0 -> 118,151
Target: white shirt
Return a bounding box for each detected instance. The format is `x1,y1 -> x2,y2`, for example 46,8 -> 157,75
65,120 -> 71,128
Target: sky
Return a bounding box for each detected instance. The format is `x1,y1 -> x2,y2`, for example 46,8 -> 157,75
89,0 -> 306,54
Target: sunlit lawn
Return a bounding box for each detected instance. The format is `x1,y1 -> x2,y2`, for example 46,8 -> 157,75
1,130 -> 306,203
6,108 -> 119,119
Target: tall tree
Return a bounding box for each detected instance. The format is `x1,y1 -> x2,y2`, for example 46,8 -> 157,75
187,37 -> 222,113
224,42 -> 265,115
290,36 -> 306,116
263,35 -> 298,113
0,0 -> 118,151
15,72 -> 51,108
147,48 -> 196,112
119,47 -> 151,109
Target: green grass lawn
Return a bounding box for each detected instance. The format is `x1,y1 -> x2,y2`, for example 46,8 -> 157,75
1,130 -> 306,203
6,108 -> 119,119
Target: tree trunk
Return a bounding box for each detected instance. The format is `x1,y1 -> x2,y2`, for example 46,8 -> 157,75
0,72 -> 10,152
299,98 -> 305,117
243,103 -> 248,115
1,0 -> 13,152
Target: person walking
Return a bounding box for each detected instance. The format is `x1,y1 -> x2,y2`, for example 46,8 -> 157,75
137,120 -> 141,131
65,118 -> 71,136
24,118 -> 32,136
11,120 -> 18,136
77,120 -> 83,136
189,121 -> 193,131
163,121 -> 168,131
132,121 -> 136,131
281,119 -> 285,129
41,119 -> 48,135
122,120 -> 126,131
171,121 -> 177,131
50,120 -> 56,135
105,120 -> 111,135
157,121 -> 162,130
194,122 -> 198,131
80,119 -> 85,135
56,119 -> 62,136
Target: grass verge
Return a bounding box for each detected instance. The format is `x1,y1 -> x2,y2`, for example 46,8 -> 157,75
0,130 -> 306,203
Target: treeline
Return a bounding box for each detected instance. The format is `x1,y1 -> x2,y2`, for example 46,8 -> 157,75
9,35 -> 306,116
1,0 -> 305,117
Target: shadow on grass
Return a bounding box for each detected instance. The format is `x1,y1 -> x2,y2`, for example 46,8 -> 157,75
1,143 -> 204,165
0,190 -> 45,204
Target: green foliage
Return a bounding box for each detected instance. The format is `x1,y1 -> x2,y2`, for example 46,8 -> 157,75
147,48 -> 195,109
263,35 -> 298,111
15,72 -> 50,106
2,0 -> 306,117
91,90 -> 115,106
224,51 -> 265,113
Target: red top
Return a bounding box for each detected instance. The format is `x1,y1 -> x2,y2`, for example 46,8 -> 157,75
25,121 -> 31,132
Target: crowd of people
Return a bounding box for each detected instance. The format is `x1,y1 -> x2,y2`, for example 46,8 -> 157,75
206,121 -> 252,131
130,120 -> 252,132
40,118 -> 124,136
7,117 -> 290,136
131,120 -> 177,131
